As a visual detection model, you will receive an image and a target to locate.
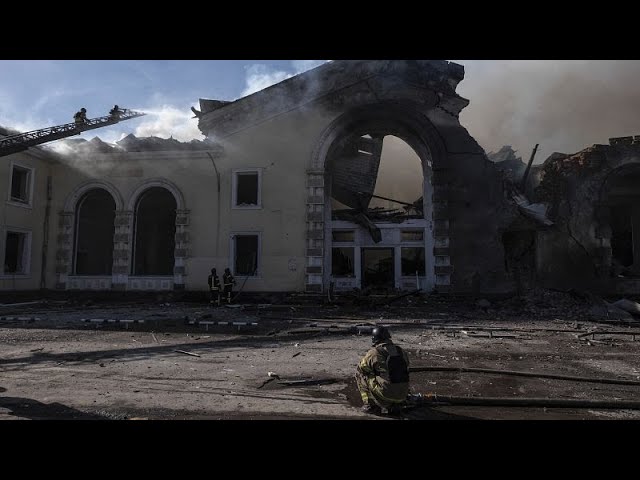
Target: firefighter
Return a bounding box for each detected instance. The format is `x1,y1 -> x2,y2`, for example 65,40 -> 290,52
109,105 -> 123,119
73,108 -> 88,124
356,325 -> 410,415
222,268 -> 236,304
207,268 -> 221,306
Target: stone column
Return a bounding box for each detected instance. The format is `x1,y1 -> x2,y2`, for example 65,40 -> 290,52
54,212 -> 74,290
112,211 -> 133,290
432,168 -> 453,293
305,171 -> 325,293
174,209 -> 190,290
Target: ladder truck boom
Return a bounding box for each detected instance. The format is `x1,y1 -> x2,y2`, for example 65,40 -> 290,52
0,108 -> 146,158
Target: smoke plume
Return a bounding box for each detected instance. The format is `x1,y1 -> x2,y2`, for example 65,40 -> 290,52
456,60 -> 640,163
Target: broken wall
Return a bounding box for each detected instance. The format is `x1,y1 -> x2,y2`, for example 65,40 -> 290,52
533,137 -> 640,293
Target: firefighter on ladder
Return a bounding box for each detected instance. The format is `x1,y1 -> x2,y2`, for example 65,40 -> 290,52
73,108 -> 88,125
222,268 -> 236,304
208,268 -> 221,306
109,105 -> 125,120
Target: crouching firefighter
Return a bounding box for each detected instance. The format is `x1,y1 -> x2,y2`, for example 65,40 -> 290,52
356,325 -> 410,415
208,268 -> 221,306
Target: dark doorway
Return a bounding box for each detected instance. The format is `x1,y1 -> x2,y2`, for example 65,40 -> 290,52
74,189 -> 116,275
361,248 -> 394,289
610,205 -> 634,268
133,187 -> 177,276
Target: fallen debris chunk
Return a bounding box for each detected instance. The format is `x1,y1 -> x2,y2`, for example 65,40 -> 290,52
292,352 -> 302,358
174,350 -> 201,358
268,371 -> 280,379
29,348 -> 44,352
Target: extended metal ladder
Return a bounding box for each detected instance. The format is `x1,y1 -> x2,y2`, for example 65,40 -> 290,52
0,108 -> 146,158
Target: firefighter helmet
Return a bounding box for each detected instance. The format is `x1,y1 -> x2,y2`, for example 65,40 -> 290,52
372,326 -> 391,345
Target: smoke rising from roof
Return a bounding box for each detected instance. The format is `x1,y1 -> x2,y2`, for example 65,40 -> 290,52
456,60 -> 640,163
241,61 -> 329,97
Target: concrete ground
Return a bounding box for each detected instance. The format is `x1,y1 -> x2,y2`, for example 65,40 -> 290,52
1,293 -> 640,420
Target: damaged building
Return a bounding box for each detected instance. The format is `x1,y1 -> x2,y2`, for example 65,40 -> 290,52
1,60 -> 635,296
531,137 -> 640,294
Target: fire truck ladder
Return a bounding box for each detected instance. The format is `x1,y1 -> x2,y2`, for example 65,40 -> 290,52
0,108 -> 146,158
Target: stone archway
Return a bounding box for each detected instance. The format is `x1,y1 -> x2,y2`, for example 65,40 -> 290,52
305,102 -> 452,293
73,189 -> 117,275
124,179 -> 189,291
131,187 -> 177,276
56,181 -> 123,290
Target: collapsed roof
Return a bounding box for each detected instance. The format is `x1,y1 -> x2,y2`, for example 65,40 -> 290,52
52,134 -> 221,155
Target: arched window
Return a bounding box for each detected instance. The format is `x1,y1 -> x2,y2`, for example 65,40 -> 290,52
132,187 -> 177,275
74,189 -> 116,275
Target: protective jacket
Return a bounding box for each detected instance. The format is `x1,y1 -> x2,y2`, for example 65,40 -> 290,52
357,340 -> 410,408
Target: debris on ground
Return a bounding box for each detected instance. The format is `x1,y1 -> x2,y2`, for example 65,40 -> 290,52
174,350 -> 201,357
